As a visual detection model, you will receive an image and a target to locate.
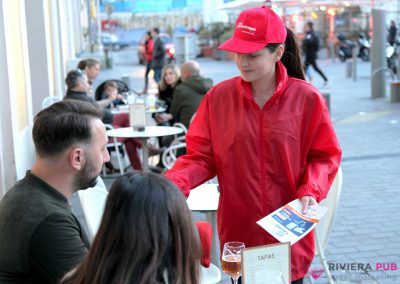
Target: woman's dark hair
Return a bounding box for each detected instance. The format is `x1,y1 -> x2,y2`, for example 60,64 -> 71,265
61,172 -> 200,284
266,27 -> 305,80
33,100 -> 102,158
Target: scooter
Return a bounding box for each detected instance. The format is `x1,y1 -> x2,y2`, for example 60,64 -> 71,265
338,33 -> 370,62
357,32 -> 370,62
386,41 -> 398,75
338,33 -> 356,62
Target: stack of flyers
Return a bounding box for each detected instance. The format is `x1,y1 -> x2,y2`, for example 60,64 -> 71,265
257,199 -> 327,245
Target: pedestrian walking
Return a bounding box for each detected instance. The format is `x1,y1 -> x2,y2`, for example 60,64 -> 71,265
302,22 -> 328,86
142,31 -> 154,93
151,28 -> 166,84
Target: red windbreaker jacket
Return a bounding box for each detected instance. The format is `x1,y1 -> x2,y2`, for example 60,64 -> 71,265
165,62 -> 342,280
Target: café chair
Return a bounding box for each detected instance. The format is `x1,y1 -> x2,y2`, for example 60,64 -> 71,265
103,124 -> 127,176
161,142 -> 186,169
41,95 -> 62,109
200,263 -> 221,284
78,176 -> 108,239
195,221 -> 222,284
308,166 -> 343,284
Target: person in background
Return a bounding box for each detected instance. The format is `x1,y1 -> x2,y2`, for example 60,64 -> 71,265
142,31 -> 154,94
156,60 -> 213,129
64,70 -> 161,172
77,58 -> 101,86
0,100 -> 109,283
61,172 -> 200,284
165,6 -> 341,284
154,63 -> 181,126
388,20 -> 398,46
302,21 -> 328,86
151,27 -> 166,83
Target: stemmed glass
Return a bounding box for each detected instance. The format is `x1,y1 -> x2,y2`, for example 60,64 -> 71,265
221,241 -> 245,284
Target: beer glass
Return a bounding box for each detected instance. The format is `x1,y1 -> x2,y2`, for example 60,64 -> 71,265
221,241 -> 245,284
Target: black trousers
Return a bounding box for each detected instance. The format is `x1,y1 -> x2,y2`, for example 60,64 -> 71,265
304,57 -> 328,82
232,277 -> 303,284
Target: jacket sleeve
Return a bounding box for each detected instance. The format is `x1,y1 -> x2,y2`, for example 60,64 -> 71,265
296,93 -> 342,202
170,87 -> 183,122
165,94 -> 217,196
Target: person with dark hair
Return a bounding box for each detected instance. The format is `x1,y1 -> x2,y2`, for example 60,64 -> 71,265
61,172 -> 201,284
388,20 -> 398,46
77,58 -> 101,86
151,27 -> 166,83
0,100 -> 110,283
302,21 -> 328,86
142,31 -> 154,93
165,6 -> 341,284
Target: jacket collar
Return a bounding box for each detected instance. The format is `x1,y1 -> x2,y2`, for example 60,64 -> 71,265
238,61 -> 289,107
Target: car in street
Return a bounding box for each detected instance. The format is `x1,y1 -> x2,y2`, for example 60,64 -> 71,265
137,33 -> 175,65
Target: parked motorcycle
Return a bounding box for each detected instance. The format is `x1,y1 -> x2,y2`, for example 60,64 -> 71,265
357,32 -> 370,61
337,33 -> 370,62
386,41 -> 399,74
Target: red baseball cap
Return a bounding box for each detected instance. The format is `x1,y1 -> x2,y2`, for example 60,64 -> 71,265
218,6 -> 287,54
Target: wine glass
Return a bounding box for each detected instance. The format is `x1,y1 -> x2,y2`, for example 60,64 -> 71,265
221,241 -> 245,284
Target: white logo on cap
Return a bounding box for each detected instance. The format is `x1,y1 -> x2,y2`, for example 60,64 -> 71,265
237,22 -> 256,35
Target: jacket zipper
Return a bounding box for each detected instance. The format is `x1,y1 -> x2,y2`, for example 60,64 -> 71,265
259,107 -> 266,215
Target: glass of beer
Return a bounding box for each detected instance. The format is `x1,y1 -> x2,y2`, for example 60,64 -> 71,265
221,241 -> 245,284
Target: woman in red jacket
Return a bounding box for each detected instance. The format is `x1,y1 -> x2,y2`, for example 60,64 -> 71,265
165,6 -> 341,283
143,31 -> 154,94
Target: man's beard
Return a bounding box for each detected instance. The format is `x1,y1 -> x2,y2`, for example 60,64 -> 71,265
73,155 -> 99,190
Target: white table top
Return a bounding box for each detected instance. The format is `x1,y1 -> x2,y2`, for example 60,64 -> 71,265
111,105 -> 166,114
187,184 -> 220,211
106,126 -> 183,139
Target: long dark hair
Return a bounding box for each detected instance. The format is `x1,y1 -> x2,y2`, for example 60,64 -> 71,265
61,172 -> 200,284
267,27 -> 305,80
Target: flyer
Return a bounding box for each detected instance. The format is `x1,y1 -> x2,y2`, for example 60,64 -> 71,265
257,199 -> 327,245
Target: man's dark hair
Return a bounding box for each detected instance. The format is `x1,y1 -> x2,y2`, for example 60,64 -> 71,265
65,70 -> 85,90
152,27 -> 160,34
32,100 -> 103,158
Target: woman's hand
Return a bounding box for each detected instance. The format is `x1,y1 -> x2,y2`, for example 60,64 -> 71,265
300,195 -> 317,214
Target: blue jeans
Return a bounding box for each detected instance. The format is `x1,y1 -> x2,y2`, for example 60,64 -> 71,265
153,67 -> 162,83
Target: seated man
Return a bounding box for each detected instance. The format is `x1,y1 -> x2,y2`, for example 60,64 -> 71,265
0,100 -> 109,283
63,70 -> 161,171
155,60 -> 213,129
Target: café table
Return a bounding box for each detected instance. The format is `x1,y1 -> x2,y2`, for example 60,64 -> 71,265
111,105 -> 166,115
106,126 -> 183,172
187,183 -> 220,265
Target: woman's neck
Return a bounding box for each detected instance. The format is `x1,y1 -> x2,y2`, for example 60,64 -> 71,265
251,75 -> 276,109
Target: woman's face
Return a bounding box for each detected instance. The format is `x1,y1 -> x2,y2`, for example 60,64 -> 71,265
164,68 -> 178,86
86,63 -> 101,80
235,46 -> 283,83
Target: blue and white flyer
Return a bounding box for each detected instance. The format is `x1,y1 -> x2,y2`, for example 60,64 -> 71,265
257,199 -> 327,245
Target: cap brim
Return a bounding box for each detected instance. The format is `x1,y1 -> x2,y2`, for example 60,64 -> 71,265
218,37 -> 266,54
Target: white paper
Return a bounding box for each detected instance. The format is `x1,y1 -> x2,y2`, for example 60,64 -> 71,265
242,243 -> 290,284
257,199 -> 327,245
129,103 -> 146,128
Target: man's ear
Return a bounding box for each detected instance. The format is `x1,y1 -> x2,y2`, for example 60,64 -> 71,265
69,147 -> 85,171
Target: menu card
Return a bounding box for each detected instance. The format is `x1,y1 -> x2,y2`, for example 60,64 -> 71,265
242,243 -> 290,284
129,103 -> 146,131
